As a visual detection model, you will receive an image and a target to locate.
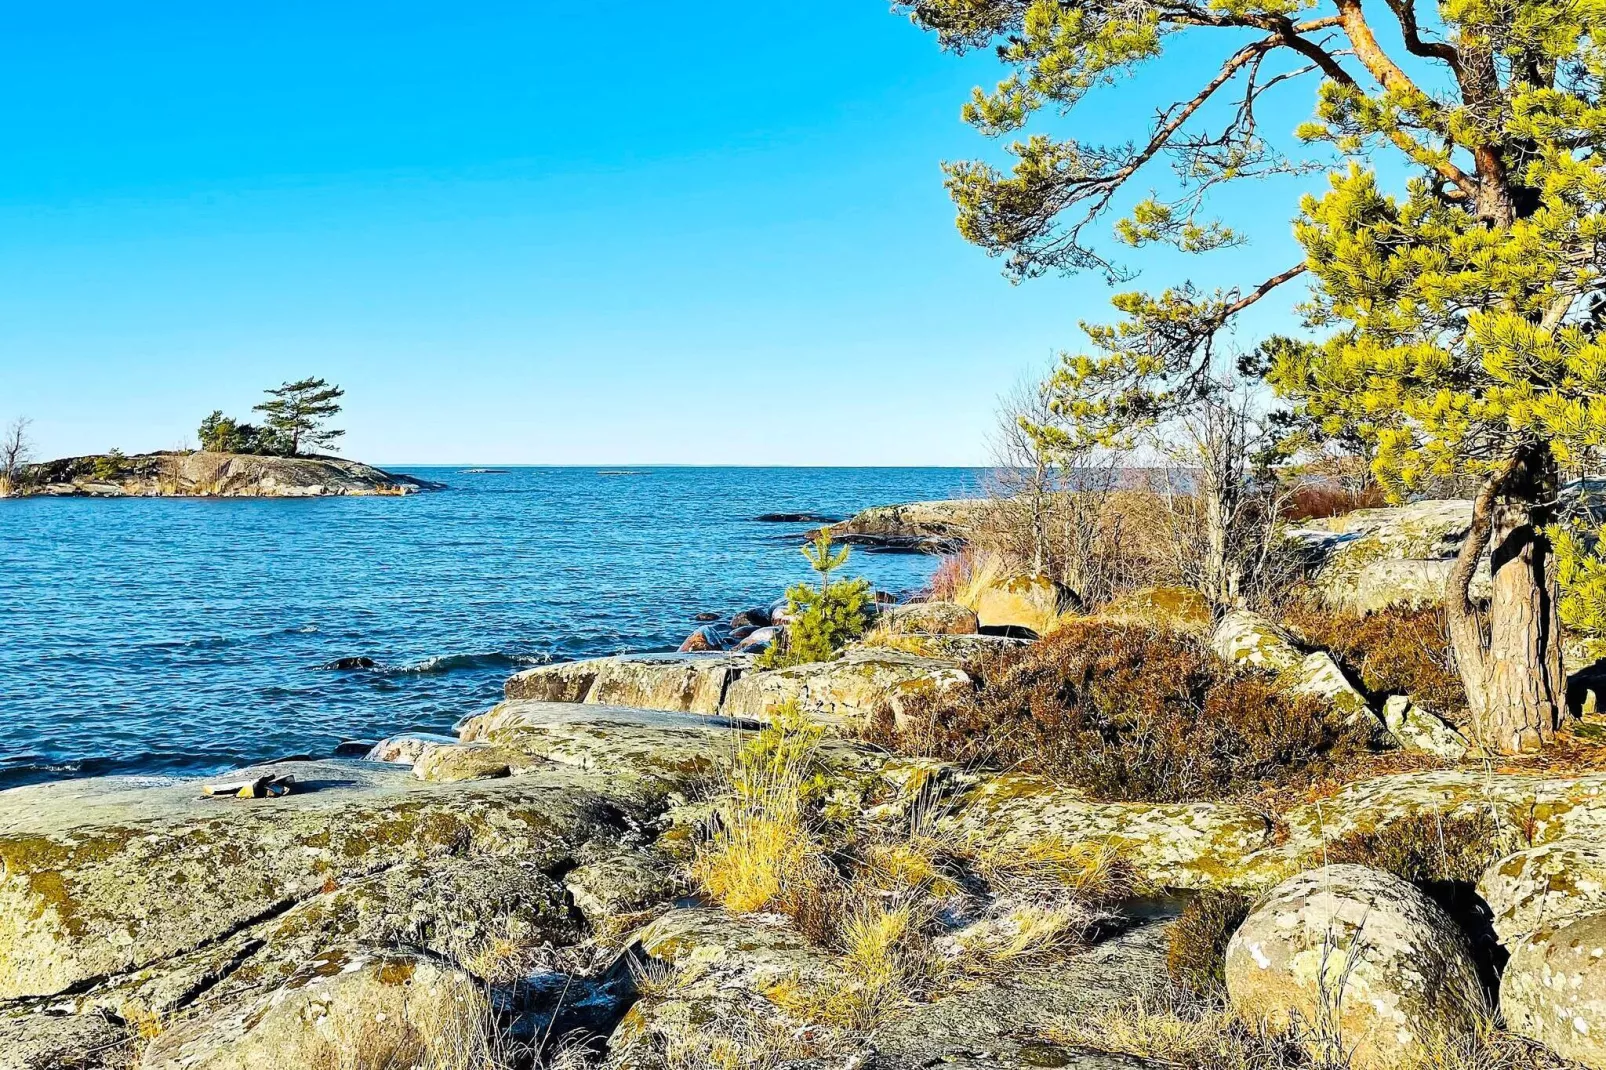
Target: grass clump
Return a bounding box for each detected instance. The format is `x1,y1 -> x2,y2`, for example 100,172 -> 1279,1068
865,622 -> 1371,802
691,706 -> 832,915
1166,891 -> 1252,1000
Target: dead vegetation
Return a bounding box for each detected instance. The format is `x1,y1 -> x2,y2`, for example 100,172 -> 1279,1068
862,623 -> 1371,803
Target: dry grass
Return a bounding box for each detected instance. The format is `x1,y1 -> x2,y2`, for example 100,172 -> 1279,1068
688,710 -> 1144,1041
1047,991 -> 1577,1070
691,709 -> 832,916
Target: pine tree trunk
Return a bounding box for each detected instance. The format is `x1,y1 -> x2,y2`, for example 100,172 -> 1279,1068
1446,446 -> 1568,754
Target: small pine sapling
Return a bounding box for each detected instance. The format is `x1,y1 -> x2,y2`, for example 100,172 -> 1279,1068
759,531 -> 873,669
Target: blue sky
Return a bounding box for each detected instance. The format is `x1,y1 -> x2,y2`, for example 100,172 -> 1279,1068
0,2 -> 1322,465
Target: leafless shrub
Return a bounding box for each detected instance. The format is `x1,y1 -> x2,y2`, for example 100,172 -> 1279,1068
0,417 -> 34,497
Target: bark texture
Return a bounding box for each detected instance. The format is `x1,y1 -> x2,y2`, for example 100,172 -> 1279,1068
1446,447 -> 1568,753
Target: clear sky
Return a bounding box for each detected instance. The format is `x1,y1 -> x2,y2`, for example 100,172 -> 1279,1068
0,2 -> 1319,465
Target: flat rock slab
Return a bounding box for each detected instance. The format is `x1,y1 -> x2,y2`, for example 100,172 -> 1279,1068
0,758 -> 632,1000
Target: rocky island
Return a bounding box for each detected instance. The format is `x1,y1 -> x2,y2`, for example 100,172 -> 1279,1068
13,452 -> 443,498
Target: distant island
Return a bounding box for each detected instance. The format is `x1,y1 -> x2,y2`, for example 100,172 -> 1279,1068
14,451 -> 441,497
1,376 -> 442,497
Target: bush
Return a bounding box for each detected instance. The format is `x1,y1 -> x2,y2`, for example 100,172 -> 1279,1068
1166,890 -> 1251,999
1283,604 -> 1467,719
863,623 -> 1371,802
91,449 -> 128,482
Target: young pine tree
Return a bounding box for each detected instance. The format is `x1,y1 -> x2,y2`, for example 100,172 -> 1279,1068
759,532 -> 874,669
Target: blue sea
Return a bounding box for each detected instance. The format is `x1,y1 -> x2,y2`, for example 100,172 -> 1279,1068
0,467 -> 981,787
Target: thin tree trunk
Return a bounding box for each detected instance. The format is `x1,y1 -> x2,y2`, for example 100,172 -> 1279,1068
1446,445 -> 1568,754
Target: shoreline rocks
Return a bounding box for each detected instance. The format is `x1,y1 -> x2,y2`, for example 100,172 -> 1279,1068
12,452 -> 442,498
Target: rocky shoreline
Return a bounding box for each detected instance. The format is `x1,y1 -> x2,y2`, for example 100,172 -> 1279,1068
9,495 -> 1606,1068
11,452 -> 442,497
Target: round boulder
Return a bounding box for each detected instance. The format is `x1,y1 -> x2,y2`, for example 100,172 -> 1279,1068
1479,840 -> 1606,945
730,607 -> 772,630
887,600 -> 981,636
1502,909 -> 1606,1068
1225,864 -> 1487,1070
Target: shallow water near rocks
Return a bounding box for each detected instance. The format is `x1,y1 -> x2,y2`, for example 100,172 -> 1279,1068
1,466 -> 978,787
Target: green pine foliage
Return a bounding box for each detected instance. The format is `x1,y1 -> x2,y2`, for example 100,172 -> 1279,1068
758,533 -> 874,669
252,378 -> 345,457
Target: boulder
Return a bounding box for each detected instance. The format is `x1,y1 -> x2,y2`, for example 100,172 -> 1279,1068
1094,585 -> 1215,637
364,731 -> 459,764
946,772 -> 1279,890
456,702 -> 755,786
1212,612 -> 1376,725
1290,650 -> 1375,723
505,658 -> 602,703
1287,499 -> 1496,612
1382,695 -> 1470,759
0,1009 -> 128,1070
971,573 -> 1073,636
720,647 -> 971,727
677,625 -> 731,653
729,607 -> 772,629
1479,840 -> 1606,944
733,625 -> 781,652
563,846 -> 681,927
849,632 -> 1031,662
139,946 -> 490,1070
1211,610 -> 1304,674
884,601 -> 982,636
411,741 -> 529,782
1224,864 -> 1487,1070
503,653 -> 751,715
587,653 -> 749,715
1502,910 -> 1606,1068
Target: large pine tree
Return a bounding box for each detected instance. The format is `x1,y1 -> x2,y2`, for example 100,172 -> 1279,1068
902,0 -> 1606,753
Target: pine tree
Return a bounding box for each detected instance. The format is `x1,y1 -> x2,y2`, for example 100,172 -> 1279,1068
252,378 -> 345,457
901,0 -> 1606,753
760,532 -> 874,669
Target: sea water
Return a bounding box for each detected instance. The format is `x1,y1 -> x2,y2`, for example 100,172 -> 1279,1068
0,466 -> 980,786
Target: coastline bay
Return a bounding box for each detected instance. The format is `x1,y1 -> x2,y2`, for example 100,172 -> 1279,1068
0,466 -> 977,787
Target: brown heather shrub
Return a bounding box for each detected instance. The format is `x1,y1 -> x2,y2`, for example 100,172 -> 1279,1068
1283,604 -> 1467,719
1280,479 -> 1388,521
863,623 -> 1372,802
1166,891 -> 1252,999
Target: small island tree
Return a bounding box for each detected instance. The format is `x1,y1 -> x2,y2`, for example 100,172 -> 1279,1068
0,417 -> 34,496
252,378 -> 345,457
901,0 -> 1606,753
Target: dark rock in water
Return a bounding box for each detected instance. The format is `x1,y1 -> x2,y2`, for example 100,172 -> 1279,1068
323,656 -> 378,671
753,512 -> 843,524
729,607 -> 771,629
677,625 -> 733,653
334,740 -> 378,757
693,612 -> 721,622
729,625 -> 759,643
